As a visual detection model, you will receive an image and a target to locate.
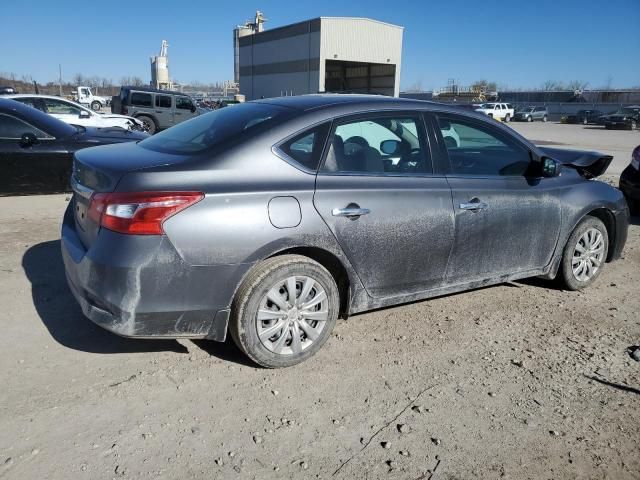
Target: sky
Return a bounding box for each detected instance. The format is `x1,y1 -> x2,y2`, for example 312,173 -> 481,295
2,0 -> 639,91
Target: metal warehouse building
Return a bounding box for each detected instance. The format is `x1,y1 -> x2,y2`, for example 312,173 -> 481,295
236,17 -> 403,100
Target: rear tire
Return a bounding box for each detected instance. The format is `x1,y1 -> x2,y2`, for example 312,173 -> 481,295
229,255 -> 339,368
559,216 -> 608,291
583,118 -> 588,125
504,114 -> 511,123
137,115 -> 157,134
542,115 -> 548,122
90,101 -> 101,111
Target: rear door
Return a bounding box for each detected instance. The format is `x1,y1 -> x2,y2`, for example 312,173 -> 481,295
313,112 -> 455,298
154,94 -> 174,128
431,113 -> 562,285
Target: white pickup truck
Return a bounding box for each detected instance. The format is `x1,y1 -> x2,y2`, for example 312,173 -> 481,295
73,86 -> 111,111
474,102 -> 515,122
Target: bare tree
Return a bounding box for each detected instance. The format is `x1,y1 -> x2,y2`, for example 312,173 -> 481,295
542,80 -> 564,91
72,73 -> 85,85
567,80 -> 589,91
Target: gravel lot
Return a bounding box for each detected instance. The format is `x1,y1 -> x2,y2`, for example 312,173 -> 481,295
1,124 -> 639,479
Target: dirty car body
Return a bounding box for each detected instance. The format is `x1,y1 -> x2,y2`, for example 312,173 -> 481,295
61,95 -> 628,366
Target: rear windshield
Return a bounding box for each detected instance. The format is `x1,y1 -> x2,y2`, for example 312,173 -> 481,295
139,103 -> 293,154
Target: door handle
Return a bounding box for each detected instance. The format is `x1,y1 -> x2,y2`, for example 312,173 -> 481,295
332,207 -> 371,218
459,199 -> 488,211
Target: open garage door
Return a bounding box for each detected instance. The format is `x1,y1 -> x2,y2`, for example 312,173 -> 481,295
324,60 -> 396,96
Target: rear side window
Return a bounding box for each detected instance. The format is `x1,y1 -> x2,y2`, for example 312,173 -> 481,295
140,103 -> 294,154
130,92 -> 152,107
155,95 -> 172,108
278,123 -> 330,171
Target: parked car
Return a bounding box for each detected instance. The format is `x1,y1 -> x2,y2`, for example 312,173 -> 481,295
111,86 -> 199,134
565,109 -> 604,125
6,94 -> 144,131
474,102 -> 515,122
0,98 -> 148,195
619,145 -> 640,214
601,106 -> 640,130
62,95 -> 628,368
514,106 -> 548,122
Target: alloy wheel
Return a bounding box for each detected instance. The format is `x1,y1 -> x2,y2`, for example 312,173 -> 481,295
255,276 -> 329,355
572,228 -> 605,282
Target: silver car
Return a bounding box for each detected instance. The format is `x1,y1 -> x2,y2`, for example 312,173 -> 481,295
62,95 -> 628,367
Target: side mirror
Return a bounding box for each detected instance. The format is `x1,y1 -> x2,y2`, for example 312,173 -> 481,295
20,132 -> 37,148
542,157 -> 562,177
79,110 -> 91,119
380,139 -> 401,155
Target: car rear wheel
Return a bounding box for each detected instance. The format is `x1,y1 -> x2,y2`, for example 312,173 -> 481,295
583,118 -> 588,125
137,115 -> 157,134
229,255 -> 339,368
559,217 -> 608,290
90,101 -> 101,111
504,114 -> 510,122
542,115 -> 548,122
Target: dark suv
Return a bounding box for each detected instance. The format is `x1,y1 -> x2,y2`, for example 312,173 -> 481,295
111,86 -> 199,134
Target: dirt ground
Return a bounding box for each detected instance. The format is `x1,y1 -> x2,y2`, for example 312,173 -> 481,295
1,144 -> 640,479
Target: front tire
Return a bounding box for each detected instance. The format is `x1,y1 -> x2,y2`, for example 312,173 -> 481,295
137,115 -> 157,134
542,115 -> 548,122
527,115 -> 533,122
504,114 -> 511,123
229,255 -> 339,368
559,217 -> 608,291
90,101 -> 101,111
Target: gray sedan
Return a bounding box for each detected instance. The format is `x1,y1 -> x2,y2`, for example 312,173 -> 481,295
62,95 -> 628,367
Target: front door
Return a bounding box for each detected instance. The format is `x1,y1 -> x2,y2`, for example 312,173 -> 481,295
432,113 -> 562,285
0,113 -> 70,194
313,113 -> 455,298
174,96 -> 197,126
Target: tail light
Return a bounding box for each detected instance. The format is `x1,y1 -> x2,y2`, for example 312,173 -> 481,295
88,192 -> 204,235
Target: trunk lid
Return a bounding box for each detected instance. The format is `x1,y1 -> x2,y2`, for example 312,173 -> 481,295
72,141 -> 192,248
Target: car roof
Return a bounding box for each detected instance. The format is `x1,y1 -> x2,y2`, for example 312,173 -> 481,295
121,86 -> 189,96
6,94 -> 80,101
0,97 -> 76,138
252,94 -> 460,113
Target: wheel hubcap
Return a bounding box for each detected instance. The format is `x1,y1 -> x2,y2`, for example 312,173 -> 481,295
256,275 -> 329,355
572,228 -> 605,282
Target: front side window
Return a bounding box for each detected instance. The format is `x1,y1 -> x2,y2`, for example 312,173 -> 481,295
176,96 -> 194,110
0,113 -> 50,139
321,116 -> 430,175
437,116 -> 530,177
44,98 -> 83,116
278,123 -> 330,171
140,103 -> 293,154
130,92 -> 152,107
155,95 -> 172,108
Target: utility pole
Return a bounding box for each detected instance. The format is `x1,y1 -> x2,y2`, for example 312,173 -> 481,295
58,64 -> 63,96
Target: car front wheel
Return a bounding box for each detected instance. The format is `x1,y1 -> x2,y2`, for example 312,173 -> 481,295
559,216 -> 608,290
542,115 -> 548,122
90,101 -> 101,111
527,115 -> 533,122
229,255 -> 339,368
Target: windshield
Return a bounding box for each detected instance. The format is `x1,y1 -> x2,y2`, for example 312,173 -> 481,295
480,104 -> 496,109
140,103 -> 293,154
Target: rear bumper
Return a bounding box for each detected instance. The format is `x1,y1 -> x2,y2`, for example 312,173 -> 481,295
61,202 -> 249,341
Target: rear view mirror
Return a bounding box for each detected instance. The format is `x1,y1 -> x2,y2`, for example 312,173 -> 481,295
542,157 -> 562,177
380,139 -> 400,155
20,132 -> 37,148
